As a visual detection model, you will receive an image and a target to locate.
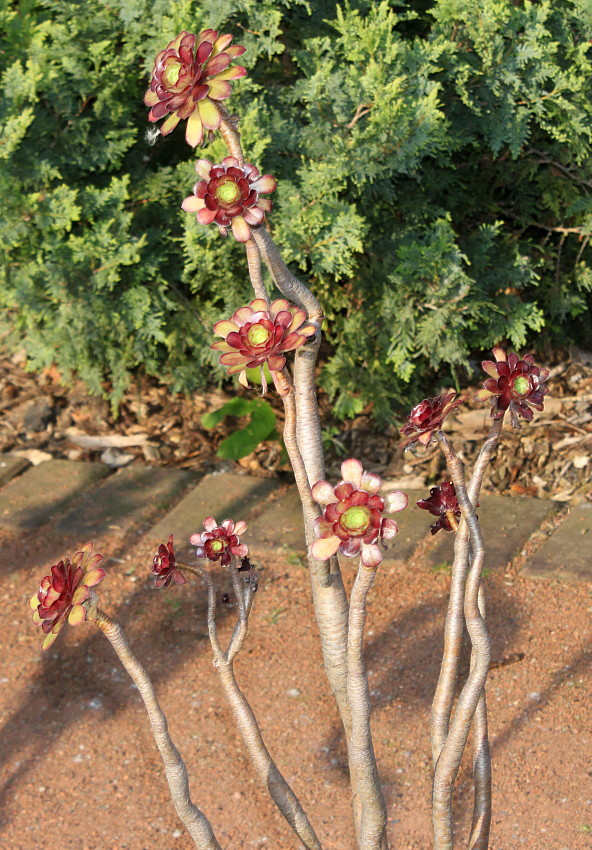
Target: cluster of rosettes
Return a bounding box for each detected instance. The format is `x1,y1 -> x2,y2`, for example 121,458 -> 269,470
212,298 -> 316,386
144,30 -> 246,147
475,348 -> 549,425
417,482 -> 462,535
29,543 -> 105,651
311,459 -> 408,568
190,517 -> 248,567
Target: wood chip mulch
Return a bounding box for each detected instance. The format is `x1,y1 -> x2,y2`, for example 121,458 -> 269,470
1,348 -> 591,504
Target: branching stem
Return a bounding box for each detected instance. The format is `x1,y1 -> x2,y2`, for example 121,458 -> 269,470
186,563 -> 322,850
432,433 -> 492,850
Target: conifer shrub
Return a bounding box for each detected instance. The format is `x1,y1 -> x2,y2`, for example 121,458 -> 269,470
1,0 -> 591,418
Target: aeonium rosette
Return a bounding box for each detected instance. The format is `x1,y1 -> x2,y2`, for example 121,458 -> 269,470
400,393 -> 464,448
190,517 -> 248,567
212,298 -> 316,389
144,30 -> 246,147
182,158 -> 276,242
29,542 -> 105,651
152,535 -> 186,589
475,347 -> 549,426
311,459 -> 408,568
417,482 -> 462,535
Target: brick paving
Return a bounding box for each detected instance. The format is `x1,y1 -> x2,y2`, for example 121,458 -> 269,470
0,453 -> 589,582
425,494 -> 557,572
522,502 -> 592,583
0,459 -> 109,531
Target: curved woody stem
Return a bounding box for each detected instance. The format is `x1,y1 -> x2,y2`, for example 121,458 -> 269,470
217,113 -> 357,841
184,561 -> 322,850
87,602 -> 222,850
244,237 -> 269,304
347,563 -> 389,850
431,418 -> 503,765
432,432 -> 492,850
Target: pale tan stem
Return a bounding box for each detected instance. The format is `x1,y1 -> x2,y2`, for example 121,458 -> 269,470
432,434 -> 492,850
88,604 -> 222,850
468,587 -> 492,850
430,519 -> 471,764
252,226 -> 326,489
226,565 -> 252,662
277,372 -> 359,835
245,238 -> 269,303
250,226 -> 323,321
347,565 -> 389,850
193,560 -> 322,849
217,117 -> 353,838
431,420 -> 502,762
218,112 -> 244,165
215,659 -> 323,850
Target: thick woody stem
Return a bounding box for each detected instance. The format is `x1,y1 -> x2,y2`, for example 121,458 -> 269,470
347,564 -> 389,850
250,228 -> 325,488
217,115 -> 353,837
250,226 -> 323,322
276,371 -> 360,836
251,225 -> 326,482
218,112 -> 244,165
244,237 -> 269,303
214,659 -> 323,850
430,518 -> 471,765
464,421 -> 502,850
87,603 -> 222,850
432,433 -> 492,850
195,561 -> 322,850
430,419 -> 502,762
469,585 -> 492,850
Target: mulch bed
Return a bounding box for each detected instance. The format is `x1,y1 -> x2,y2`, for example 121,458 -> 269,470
1,347 -> 591,503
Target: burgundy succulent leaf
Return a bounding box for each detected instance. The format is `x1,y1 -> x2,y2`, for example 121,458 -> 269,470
182,157 -> 276,242
144,30 -> 247,147
311,458 -> 408,568
152,534 -> 186,589
417,482 -> 462,535
475,347 -> 550,426
400,393 -> 465,448
29,542 -> 105,651
211,298 -> 316,388
190,517 -> 248,567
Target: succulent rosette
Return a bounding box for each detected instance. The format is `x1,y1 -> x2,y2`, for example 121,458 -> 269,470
311,459 -> 408,568
29,543 -> 105,651
475,347 -> 549,424
212,298 -> 316,388
417,482 -> 462,535
182,157 -> 276,242
152,534 -> 186,589
400,393 -> 464,448
190,517 -> 248,567
144,30 -> 246,147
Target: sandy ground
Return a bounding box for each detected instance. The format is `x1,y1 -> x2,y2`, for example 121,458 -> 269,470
1,514 -> 591,850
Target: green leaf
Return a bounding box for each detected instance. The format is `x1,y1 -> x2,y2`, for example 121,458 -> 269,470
201,397 -> 278,460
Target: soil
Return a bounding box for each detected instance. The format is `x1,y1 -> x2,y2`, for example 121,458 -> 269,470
2,515 -> 591,849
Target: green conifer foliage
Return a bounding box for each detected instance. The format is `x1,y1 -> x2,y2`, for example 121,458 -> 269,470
1,0 -> 591,417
